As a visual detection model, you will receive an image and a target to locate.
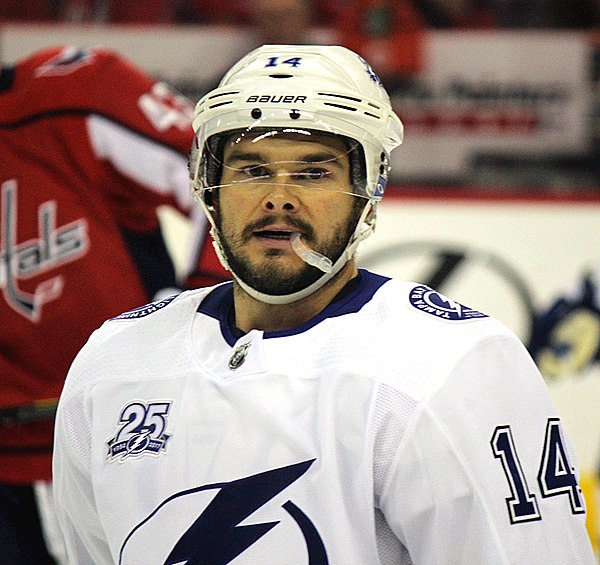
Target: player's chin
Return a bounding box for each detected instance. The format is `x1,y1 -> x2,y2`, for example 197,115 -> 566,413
251,260 -> 321,295
257,254 -> 305,278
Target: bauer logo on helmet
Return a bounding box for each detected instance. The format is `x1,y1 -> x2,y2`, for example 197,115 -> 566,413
246,95 -> 308,104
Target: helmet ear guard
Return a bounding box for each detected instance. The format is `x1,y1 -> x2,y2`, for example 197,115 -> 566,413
189,44 -> 403,303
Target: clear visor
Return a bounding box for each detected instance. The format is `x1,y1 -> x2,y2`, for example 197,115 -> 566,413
190,116 -> 368,202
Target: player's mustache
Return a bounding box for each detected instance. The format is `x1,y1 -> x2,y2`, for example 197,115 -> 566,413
242,215 -> 315,241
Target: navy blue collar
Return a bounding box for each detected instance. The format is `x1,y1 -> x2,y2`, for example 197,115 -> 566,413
198,269 -> 389,346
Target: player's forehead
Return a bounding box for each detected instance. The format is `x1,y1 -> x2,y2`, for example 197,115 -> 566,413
221,129 -> 351,166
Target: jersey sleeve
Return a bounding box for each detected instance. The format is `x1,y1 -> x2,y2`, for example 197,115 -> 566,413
53,371 -> 114,564
52,318 -> 134,564
379,332 -> 595,564
23,46 -> 195,155
48,45 -> 230,286
80,47 -> 196,221
76,47 -> 229,286
53,423 -> 114,564
18,46 -> 196,227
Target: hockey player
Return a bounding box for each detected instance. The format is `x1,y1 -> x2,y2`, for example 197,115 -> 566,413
0,45 -> 227,564
53,45 -> 595,564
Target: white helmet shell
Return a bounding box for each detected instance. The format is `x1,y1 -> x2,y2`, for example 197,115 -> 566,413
189,44 -> 404,304
191,44 -> 403,201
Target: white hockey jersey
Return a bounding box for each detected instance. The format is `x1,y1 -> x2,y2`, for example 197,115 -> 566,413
53,270 -> 595,564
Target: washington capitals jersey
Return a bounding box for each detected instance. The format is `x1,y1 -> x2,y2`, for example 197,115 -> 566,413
53,271 -> 594,564
0,46 -> 227,483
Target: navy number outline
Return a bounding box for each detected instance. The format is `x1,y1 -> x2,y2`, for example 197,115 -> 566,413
537,418 -> 586,514
491,418 -> 585,524
491,426 -> 541,523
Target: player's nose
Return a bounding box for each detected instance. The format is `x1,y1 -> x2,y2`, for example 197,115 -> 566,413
261,176 -> 301,212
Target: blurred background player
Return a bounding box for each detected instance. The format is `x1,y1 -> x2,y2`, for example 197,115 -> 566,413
0,45 -> 228,564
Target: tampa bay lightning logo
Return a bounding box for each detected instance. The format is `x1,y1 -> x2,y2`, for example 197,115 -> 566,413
119,459 -> 327,564
409,285 -> 487,321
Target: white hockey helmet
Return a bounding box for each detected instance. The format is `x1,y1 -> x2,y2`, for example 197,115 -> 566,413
189,44 -> 404,304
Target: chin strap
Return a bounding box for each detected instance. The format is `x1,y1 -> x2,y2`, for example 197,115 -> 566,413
225,202 -> 376,305
199,185 -> 376,305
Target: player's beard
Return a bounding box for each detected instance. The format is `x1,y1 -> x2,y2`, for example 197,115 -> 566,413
217,206 -> 361,297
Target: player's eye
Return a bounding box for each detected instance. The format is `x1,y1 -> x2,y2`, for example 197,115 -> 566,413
294,167 -> 330,181
240,165 -> 271,179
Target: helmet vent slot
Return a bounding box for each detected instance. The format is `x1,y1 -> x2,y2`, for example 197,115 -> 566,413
208,100 -> 234,109
319,92 -> 362,103
323,102 -> 357,112
269,74 -> 294,78
209,90 -> 240,99
364,111 -> 380,119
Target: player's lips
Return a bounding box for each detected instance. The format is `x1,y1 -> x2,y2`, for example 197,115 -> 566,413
253,226 -> 302,248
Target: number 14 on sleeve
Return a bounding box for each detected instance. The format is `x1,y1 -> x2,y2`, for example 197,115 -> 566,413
491,418 -> 586,525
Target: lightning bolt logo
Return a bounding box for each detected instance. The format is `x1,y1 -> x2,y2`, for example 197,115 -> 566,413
125,431 -> 151,455
119,459 -> 328,565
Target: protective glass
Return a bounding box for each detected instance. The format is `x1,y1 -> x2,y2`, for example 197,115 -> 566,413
190,113 -> 368,203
